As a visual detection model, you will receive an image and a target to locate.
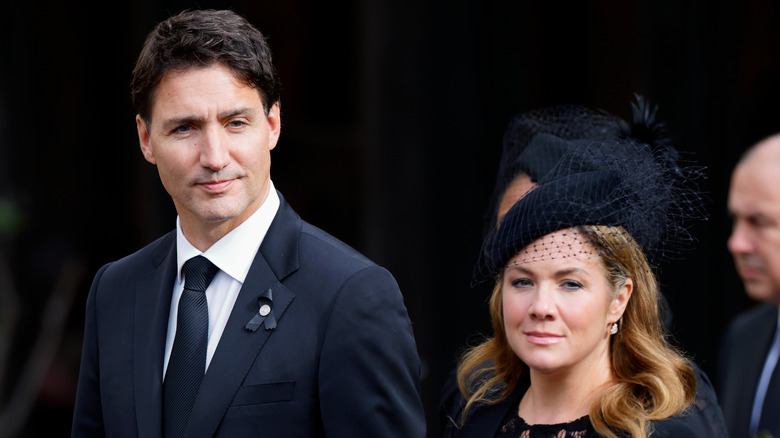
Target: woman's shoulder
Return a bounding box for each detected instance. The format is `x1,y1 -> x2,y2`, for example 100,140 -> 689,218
651,410 -> 725,438
442,380 -> 526,438
443,397 -> 517,438
651,415 -> 699,437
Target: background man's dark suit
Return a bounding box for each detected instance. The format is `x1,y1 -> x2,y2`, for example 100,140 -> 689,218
718,303 -> 779,438
71,194 -> 426,437
719,134 -> 780,438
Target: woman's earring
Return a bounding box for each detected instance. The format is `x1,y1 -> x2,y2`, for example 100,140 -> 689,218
609,322 -> 618,335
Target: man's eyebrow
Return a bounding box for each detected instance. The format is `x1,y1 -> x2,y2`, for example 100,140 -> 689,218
747,211 -> 779,224
159,115 -> 203,131
219,107 -> 260,119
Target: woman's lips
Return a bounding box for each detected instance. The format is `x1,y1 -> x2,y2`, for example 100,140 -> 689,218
525,331 -> 563,345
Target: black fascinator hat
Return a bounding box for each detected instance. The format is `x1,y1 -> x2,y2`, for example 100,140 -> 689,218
474,97 -> 707,284
484,95 -> 678,230
484,105 -> 622,230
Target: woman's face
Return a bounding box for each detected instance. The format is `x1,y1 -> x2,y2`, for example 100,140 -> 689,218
501,231 -> 631,376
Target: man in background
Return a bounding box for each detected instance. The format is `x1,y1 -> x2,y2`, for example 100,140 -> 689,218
719,133 -> 780,438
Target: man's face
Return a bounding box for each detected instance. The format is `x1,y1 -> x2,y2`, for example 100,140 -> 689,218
137,64 -> 280,248
728,160 -> 780,303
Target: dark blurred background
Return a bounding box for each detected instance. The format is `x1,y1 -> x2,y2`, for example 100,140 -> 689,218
1,0 -> 778,436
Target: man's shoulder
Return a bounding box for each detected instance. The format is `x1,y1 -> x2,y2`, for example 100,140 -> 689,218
99,231 -> 176,281
298,221 -> 373,266
727,302 -> 778,336
293,221 -> 397,289
265,198 -> 395,294
269,194 -> 379,274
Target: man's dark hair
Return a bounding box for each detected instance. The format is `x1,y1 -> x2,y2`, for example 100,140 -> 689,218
131,9 -> 281,123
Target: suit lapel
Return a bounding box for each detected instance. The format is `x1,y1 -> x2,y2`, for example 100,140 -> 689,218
745,307 -> 777,410
134,232 -> 177,438
729,304 -> 779,436
185,195 -> 300,437
760,359 -> 780,434
754,305 -> 780,434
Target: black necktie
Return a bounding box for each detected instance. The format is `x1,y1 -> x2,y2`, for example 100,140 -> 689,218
163,255 -> 219,438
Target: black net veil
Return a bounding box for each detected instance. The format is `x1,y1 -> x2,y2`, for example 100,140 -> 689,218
474,100 -> 708,285
483,96 -> 679,232
483,105 -> 625,231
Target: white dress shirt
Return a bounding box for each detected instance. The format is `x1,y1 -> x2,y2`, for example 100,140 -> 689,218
163,182 -> 280,377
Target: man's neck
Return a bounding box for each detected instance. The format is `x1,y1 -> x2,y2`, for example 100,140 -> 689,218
180,189 -> 270,252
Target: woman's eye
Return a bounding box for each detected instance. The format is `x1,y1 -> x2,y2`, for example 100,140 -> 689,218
511,278 -> 533,288
561,280 -> 583,290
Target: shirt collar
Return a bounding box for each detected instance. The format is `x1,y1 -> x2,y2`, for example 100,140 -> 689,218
176,181 -> 280,284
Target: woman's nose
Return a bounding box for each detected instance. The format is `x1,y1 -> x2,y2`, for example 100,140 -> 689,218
528,286 -> 556,320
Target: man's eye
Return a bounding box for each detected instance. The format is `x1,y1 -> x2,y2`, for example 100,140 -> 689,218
748,217 -> 772,229
173,125 -> 191,134
228,120 -> 246,128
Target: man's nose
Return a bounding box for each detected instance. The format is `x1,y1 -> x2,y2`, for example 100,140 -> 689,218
728,220 -> 754,255
199,128 -> 230,171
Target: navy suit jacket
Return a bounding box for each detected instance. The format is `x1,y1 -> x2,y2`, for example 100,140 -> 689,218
718,302 -> 779,438
71,193 -> 426,437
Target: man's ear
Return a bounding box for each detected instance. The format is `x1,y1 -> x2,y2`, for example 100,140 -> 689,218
136,115 -> 156,164
266,101 -> 281,151
610,278 -> 633,322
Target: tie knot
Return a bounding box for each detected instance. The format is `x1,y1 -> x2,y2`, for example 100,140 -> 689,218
182,256 -> 219,293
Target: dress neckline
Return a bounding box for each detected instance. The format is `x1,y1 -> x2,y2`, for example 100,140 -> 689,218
517,413 -> 590,429
498,408 -> 595,438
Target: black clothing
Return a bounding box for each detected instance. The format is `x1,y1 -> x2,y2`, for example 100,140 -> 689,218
498,413 -> 595,438
441,363 -> 728,438
718,303 -> 780,438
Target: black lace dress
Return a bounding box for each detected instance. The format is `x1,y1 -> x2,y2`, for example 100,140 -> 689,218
497,408 -> 599,438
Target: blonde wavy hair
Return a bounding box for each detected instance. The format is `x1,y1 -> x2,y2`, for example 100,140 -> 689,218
456,225 -> 696,437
